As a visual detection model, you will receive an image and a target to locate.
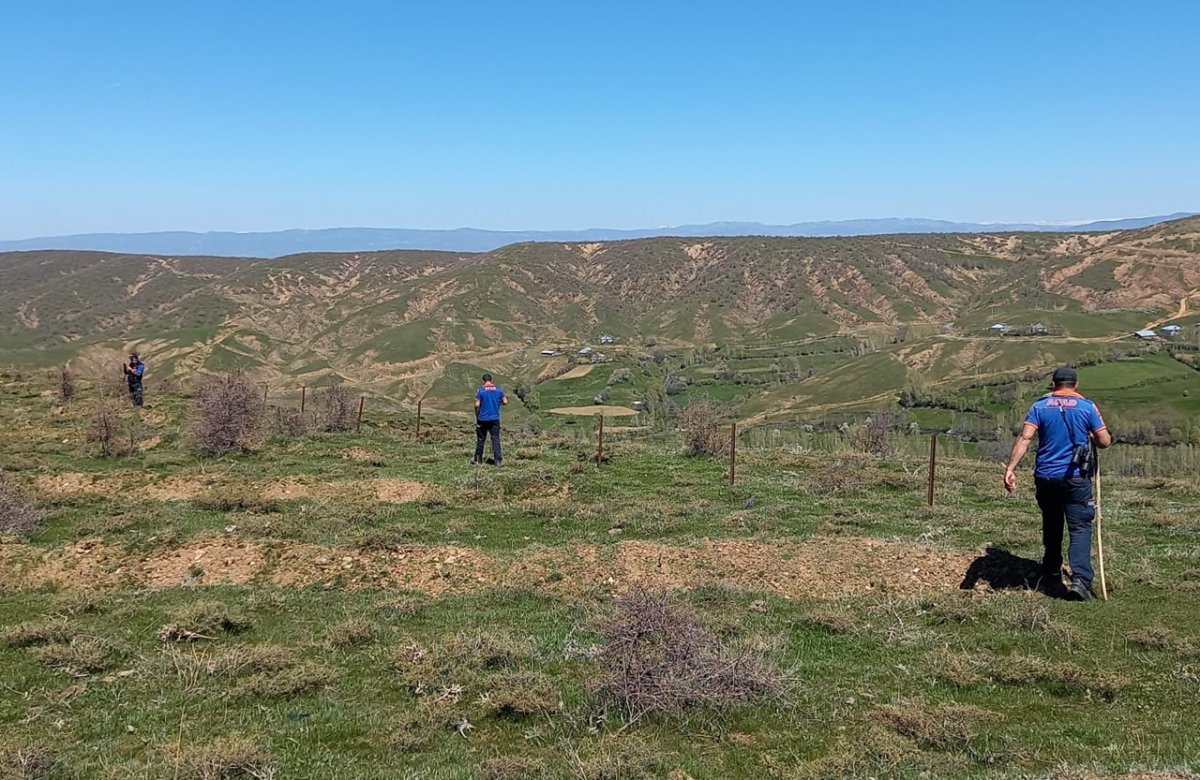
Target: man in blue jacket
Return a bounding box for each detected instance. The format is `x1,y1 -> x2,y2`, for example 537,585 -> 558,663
122,353 -> 145,407
473,373 -> 508,465
1004,366 -> 1112,600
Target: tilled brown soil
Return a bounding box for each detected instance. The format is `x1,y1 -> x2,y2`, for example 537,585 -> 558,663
0,535 -> 977,598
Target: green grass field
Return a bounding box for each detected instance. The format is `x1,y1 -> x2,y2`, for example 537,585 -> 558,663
2,371 -> 1200,779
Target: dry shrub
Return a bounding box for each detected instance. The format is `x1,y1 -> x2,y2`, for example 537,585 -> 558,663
324,617 -> 376,648
87,398 -> 132,457
191,375 -> 264,455
234,662 -> 335,698
58,364 -> 75,402
592,588 -> 779,718
1,619 -> 76,649
177,735 -> 273,780
271,406 -> 310,437
680,399 -> 730,457
852,412 -> 901,458
0,474 -> 41,538
158,601 -> 251,642
319,383 -> 354,432
871,699 -> 997,750
0,740 -> 55,780
31,636 -> 124,676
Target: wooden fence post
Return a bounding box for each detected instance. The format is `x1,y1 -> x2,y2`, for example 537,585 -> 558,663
300,386 -> 306,416
596,414 -> 605,466
729,421 -> 738,485
356,396 -> 365,433
927,433 -> 938,508
416,400 -> 422,442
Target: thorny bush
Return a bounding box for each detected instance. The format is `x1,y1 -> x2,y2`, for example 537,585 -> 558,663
191,375 -> 264,455
680,399 -> 730,457
0,473 -> 41,537
592,588 -> 779,718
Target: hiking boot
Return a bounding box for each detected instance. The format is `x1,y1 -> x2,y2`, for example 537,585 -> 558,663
1065,580 -> 1092,602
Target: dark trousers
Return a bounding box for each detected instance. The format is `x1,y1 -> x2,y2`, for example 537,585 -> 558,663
1034,476 -> 1095,587
128,380 -> 143,407
474,419 -> 501,463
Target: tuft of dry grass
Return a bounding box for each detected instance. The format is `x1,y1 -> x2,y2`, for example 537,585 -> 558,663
393,630 -> 532,694
324,617 -> 376,648
802,728 -> 914,777
871,698 -> 998,750
799,603 -> 863,635
477,755 -> 550,780
571,736 -> 663,780
31,636 -> 124,676
0,739 -> 56,780
1128,625 -> 1197,656
481,671 -> 560,718
177,735 -> 274,780
1,619 -> 76,649
158,601 -> 251,642
389,709 -> 434,753
204,645 -> 297,676
990,655 -> 1126,701
234,662 -> 336,699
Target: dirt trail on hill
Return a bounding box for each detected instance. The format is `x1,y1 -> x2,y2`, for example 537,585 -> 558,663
0,535 -> 976,598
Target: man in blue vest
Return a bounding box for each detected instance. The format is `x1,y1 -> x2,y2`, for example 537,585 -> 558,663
1004,366 -> 1112,600
473,373 -> 508,465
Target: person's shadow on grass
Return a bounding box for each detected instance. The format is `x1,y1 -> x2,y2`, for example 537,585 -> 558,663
959,546 -> 1067,599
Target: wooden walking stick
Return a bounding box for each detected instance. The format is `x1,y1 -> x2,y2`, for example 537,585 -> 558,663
1094,450 -> 1109,601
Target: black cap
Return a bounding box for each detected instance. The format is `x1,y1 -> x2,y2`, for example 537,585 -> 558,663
1052,366 -> 1077,384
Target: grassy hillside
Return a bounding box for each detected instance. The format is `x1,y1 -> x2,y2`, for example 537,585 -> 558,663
3,372 -> 1200,778
2,218 -> 1199,424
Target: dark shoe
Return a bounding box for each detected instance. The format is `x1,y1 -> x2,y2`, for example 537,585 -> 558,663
1065,580 -> 1092,601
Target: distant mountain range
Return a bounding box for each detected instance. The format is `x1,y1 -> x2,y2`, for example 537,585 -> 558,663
0,214 -> 1193,257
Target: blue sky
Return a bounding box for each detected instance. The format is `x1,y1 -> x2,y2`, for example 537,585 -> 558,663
1,0 -> 1197,238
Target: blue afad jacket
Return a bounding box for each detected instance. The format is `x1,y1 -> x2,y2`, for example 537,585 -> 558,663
1023,389 -> 1106,479
476,382 -> 506,421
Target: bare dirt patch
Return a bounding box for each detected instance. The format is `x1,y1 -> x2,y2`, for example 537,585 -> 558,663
260,478 -> 314,501
553,364 -> 596,381
3,536 -> 978,599
142,537 -> 265,587
34,473 -> 100,497
548,405 -> 638,417
367,479 -> 427,503
145,475 -> 216,501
